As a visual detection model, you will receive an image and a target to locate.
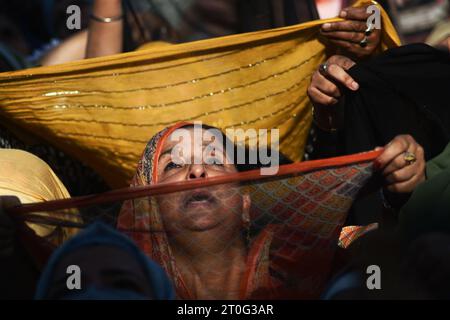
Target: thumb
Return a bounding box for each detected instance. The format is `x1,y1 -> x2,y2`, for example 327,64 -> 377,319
373,147 -> 384,170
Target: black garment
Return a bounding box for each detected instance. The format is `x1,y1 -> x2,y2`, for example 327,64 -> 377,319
312,44 -> 450,225
342,44 -> 450,160
312,44 -> 450,161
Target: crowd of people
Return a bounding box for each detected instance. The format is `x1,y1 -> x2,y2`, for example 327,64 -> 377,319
0,0 -> 449,300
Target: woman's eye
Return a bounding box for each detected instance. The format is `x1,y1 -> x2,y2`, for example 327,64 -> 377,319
164,161 -> 183,172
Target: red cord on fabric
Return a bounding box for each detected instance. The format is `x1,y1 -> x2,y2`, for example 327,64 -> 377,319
7,149 -> 382,216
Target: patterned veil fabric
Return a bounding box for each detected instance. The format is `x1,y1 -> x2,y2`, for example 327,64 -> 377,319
14,123 -> 382,299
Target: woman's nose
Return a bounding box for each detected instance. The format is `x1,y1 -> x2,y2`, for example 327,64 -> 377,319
188,164 -> 207,180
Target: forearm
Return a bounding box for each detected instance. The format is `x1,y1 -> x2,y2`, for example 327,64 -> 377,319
41,30 -> 88,66
86,0 -> 123,58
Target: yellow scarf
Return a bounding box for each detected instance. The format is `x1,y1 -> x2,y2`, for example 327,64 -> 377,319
0,0 -> 400,187
0,149 -> 79,244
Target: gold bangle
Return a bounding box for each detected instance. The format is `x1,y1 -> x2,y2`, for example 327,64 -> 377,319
90,13 -> 124,23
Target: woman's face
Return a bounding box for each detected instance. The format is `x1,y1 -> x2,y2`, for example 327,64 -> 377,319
155,127 -> 249,235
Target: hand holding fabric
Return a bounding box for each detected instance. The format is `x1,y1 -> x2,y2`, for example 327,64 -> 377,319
308,55 -> 359,107
375,135 -> 426,194
320,4 -> 382,59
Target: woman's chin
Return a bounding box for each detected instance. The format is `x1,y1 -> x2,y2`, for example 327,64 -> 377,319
183,212 -> 222,232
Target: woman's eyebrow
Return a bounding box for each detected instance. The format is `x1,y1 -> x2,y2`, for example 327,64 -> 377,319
159,141 -> 226,160
158,148 -> 173,160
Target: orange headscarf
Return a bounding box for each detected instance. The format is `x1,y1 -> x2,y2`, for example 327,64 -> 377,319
117,123 -> 380,299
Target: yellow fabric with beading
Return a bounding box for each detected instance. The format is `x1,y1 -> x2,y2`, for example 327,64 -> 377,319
0,1 -> 400,187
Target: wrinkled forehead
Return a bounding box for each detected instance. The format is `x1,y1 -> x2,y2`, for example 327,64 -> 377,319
162,127 -> 227,154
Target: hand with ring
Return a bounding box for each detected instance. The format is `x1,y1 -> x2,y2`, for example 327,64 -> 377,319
374,135 -> 426,193
320,4 -> 382,59
308,55 -> 359,107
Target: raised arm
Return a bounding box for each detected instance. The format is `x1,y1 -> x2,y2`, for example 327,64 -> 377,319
85,0 -> 123,59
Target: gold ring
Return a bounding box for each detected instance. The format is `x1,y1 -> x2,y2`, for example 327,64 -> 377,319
404,152 -> 416,165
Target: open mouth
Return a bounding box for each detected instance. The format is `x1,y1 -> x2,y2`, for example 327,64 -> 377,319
183,190 -> 216,208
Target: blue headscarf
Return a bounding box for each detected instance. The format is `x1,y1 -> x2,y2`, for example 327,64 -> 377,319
35,222 -> 175,300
